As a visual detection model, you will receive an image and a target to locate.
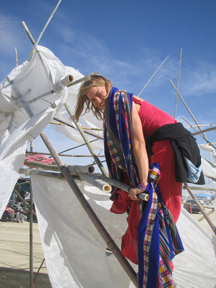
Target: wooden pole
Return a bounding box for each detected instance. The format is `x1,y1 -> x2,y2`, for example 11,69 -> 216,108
15,48 -> 18,67
67,72 -> 98,87
170,80 -> 209,141
24,0 -> 63,61
192,126 -> 216,136
138,55 -> 169,97
174,48 -> 182,119
184,183 -> 216,236
64,102 -> 109,177
39,130 -> 138,287
182,116 -> 216,150
29,183 -> 34,287
53,116 -> 103,140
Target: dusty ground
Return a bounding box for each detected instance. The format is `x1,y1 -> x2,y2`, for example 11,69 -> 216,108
0,220 -> 51,288
0,207 -> 215,288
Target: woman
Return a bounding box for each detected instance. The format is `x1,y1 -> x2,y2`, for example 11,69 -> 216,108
75,74 -> 182,222
75,75 -> 205,286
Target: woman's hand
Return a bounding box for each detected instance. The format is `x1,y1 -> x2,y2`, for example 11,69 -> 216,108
129,187 -> 145,201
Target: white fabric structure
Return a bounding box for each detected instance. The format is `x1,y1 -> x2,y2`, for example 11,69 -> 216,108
31,174 -> 216,288
0,45 -> 70,217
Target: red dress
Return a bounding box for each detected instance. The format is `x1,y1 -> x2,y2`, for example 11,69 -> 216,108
110,98 -> 182,264
135,98 -> 182,223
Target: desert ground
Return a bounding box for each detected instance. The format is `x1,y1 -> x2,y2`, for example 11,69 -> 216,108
0,220 -> 51,288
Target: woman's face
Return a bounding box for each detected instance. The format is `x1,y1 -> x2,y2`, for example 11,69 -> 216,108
86,86 -> 107,111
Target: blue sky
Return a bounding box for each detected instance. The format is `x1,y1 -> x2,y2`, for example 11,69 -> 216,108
0,0 -> 216,170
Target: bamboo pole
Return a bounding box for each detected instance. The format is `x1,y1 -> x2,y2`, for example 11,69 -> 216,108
39,130 -> 138,287
182,185 -> 216,192
53,116 -> 104,140
25,151 -> 105,158
183,183 -> 216,236
182,116 -> 216,150
170,80 -> 209,141
29,183 -> 33,287
23,160 -> 95,174
174,48 -> 182,119
192,126 -> 216,136
78,173 -> 112,193
64,102 -> 109,177
25,0 -> 63,61
93,174 -> 149,201
198,207 -> 215,222
67,72 -> 98,87
138,55 -> 169,97
15,48 -> 18,67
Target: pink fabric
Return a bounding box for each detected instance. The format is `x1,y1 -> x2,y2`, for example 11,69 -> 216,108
134,98 -> 177,138
25,154 -> 55,167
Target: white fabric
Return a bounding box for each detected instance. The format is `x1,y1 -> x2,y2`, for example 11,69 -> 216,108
173,208 -> 216,288
0,144 -> 26,217
31,174 -> 216,288
0,45 -> 68,140
31,174 -> 136,288
0,45 -> 69,218
199,144 -> 216,165
51,67 -> 104,150
201,158 -> 216,180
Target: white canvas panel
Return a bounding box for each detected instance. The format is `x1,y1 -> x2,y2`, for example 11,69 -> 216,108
32,174 -> 136,288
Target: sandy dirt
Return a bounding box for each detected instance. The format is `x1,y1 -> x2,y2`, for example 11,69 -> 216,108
0,220 -> 51,288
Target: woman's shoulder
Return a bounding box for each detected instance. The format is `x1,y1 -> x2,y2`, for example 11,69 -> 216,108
132,95 -> 145,104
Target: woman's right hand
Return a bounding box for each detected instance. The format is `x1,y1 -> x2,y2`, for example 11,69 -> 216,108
128,187 -> 145,201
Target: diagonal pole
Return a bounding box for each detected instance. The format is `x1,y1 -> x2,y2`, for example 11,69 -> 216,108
184,184 -> 216,236
64,102 -> 109,177
39,130 -> 138,287
138,55 -> 169,97
26,0 -> 63,61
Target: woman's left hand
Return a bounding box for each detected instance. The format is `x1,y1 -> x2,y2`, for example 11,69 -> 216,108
129,187 -> 144,201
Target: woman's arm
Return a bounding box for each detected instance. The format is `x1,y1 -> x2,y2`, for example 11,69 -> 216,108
129,102 -> 149,200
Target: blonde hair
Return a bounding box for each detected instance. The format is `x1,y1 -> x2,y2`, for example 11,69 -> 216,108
74,75 -> 112,122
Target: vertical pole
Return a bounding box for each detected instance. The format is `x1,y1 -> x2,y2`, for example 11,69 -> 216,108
174,48 -> 182,119
29,184 -> 34,287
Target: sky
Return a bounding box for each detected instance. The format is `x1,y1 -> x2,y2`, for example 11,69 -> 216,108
0,0 -> 216,178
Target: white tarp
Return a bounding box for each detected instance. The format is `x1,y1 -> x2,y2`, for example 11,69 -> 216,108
0,45 -> 69,218
31,174 -> 135,288
31,174 -> 216,288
